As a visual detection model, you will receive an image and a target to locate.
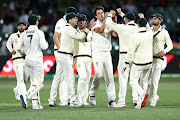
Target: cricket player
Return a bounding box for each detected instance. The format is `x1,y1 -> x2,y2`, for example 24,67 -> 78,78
123,18 -> 153,109
6,21 -> 27,101
49,7 -> 78,107
138,13 -> 173,107
17,14 -> 49,109
55,12 -> 94,107
106,9 -> 138,107
88,6 -> 117,107
74,14 -> 92,107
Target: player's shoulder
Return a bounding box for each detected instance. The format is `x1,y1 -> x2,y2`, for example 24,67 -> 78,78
63,24 -> 73,32
161,27 -> 168,33
10,32 -> 18,37
56,17 -> 66,24
35,29 -> 44,36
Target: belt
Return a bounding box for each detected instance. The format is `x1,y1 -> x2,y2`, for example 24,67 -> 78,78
54,49 -> 58,51
119,52 -> 127,54
73,55 -> 92,58
153,56 -> 164,60
58,51 -> 73,56
12,56 -> 25,61
133,62 -> 152,66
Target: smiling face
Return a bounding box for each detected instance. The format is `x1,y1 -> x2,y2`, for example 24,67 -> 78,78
95,9 -> 104,21
152,17 -> 162,26
69,17 -> 78,26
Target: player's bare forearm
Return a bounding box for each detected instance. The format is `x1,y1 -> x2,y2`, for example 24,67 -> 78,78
53,32 -> 60,49
111,30 -> 118,37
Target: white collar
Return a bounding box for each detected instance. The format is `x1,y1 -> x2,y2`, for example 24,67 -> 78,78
127,21 -> 135,25
153,25 -> 162,32
138,27 -> 146,32
28,25 -> 38,29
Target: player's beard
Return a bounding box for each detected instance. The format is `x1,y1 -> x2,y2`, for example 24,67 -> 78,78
152,22 -> 159,26
18,28 -> 25,33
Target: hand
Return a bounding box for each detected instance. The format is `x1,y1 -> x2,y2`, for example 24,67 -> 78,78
105,12 -> 109,19
116,8 -> 122,14
88,18 -> 95,30
110,10 -> 116,17
11,50 -> 16,55
138,13 -> 144,18
112,15 -> 117,23
159,51 -> 165,57
122,67 -> 127,74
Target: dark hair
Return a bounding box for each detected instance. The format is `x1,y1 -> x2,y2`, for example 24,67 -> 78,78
94,5 -> 104,15
139,24 -> 146,27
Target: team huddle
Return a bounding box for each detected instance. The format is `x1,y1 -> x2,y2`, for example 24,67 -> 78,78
6,5 -> 173,109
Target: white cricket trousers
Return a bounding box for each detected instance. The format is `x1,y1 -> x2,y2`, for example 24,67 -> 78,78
89,51 -> 116,102
49,57 -> 68,102
117,59 -> 138,104
149,63 -> 161,103
58,57 -> 76,104
25,57 -> 44,100
76,61 -> 91,103
129,67 -> 151,98
14,63 -> 27,95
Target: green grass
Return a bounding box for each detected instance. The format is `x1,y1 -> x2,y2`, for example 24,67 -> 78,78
0,77 -> 180,120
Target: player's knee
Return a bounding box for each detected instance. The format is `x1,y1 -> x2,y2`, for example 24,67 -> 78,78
94,72 -> 103,80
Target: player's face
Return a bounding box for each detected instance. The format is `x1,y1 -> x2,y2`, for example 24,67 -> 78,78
95,9 -> 104,21
71,17 -> 78,26
78,20 -> 87,28
152,17 -> 161,26
17,24 -> 26,33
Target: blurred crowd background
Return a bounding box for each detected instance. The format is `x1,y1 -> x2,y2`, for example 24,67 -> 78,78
0,0 -> 180,60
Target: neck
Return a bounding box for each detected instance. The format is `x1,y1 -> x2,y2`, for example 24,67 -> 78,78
19,31 -> 23,34
70,23 -> 75,28
98,18 -> 104,23
153,24 -> 160,31
79,27 -> 86,32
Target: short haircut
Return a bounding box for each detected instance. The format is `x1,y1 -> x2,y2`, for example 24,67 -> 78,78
94,5 -> 104,15
139,24 -> 146,27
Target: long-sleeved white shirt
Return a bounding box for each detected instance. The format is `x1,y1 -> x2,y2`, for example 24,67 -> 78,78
146,24 -> 173,64
6,31 -> 25,64
92,20 -> 112,52
125,27 -> 153,70
17,25 -> 48,60
106,13 -> 138,59
74,28 -> 92,63
56,24 -> 90,60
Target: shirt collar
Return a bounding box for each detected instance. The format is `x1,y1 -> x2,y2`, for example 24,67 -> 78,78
153,25 -> 162,32
138,27 -> 146,32
97,19 -> 102,25
127,21 -> 135,25
63,15 -> 67,23
28,25 -> 38,29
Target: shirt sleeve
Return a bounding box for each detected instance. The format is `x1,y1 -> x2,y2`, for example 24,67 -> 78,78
65,27 -> 90,42
55,20 -> 64,33
39,30 -> 49,50
164,30 -> 173,54
106,13 -> 124,34
17,32 -> 24,55
119,11 -> 125,18
6,34 -> 13,52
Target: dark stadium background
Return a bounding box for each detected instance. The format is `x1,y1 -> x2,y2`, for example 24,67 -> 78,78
0,0 -> 179,75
